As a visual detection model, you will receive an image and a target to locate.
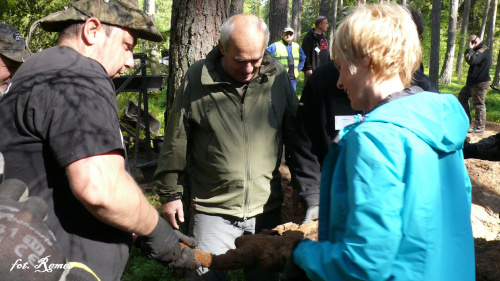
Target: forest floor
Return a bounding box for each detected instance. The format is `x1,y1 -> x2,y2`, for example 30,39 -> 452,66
465,121 -> 500,281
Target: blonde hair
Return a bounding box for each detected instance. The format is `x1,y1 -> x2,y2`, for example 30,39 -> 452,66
333,3 -> 421,87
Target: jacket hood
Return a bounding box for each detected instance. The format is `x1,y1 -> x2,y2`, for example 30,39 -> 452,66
305,27 -> 327,39
364,92 -> 469,153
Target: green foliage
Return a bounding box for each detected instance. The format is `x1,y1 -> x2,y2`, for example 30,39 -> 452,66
439,67 -> 500,123
0,0 -> 70,52
122,247 -> 181,281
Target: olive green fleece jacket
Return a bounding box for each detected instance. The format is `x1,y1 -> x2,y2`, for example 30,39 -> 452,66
154,46 -> 298,219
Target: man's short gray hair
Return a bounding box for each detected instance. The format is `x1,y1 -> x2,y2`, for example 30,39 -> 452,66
219,15 -> 270,52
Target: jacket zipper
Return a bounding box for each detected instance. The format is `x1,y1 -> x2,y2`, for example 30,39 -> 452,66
241,93 -> 251,220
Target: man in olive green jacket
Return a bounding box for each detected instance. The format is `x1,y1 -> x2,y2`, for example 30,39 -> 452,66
154,14 -> 298,281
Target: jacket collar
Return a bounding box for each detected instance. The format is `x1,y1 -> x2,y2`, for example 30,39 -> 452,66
201,46 -> 277,86
474,42 -> 487,51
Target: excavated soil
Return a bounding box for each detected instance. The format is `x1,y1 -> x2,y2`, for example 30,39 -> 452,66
465,121 -> 500,281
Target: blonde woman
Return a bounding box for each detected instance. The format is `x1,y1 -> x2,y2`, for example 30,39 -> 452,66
286,4 -> 474,281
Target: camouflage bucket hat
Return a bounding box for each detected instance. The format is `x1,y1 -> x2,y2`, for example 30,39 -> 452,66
0,23 -> 30,62
38,0 -> 163,42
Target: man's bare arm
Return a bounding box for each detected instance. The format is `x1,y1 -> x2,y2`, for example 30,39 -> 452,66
66,150 -> 157,236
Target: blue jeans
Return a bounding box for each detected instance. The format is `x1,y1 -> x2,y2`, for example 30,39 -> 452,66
290,79 -> 297,91
185,208 -> 281,281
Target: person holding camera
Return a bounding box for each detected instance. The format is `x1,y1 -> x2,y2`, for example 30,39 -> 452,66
458,34 -> 492,134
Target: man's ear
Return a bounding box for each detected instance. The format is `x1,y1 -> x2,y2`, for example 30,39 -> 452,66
218,40 -> 225,56
81,18 -> 102,46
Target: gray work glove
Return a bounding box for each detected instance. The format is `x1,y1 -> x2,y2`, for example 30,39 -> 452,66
0,179 -> 68,281
169,245 -> 201,270
170,230 -> 201,270
139,217 -> 182,263
139,219 -> 200,270
302,205 -> 319,224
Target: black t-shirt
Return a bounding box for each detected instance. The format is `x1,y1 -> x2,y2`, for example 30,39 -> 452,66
0,46 -> 130,281
318,36 -> 329,67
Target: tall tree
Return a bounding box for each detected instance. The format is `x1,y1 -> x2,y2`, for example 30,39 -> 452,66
292,0 -> 302,42
143,0 -> 161,73
165,0 -> 230,122
429,0 -> 442,87
480,0 -> 490,39
339,0 -> 344,21
329,0 -> 338,48
493,49 -> 500,86
319,0 -> 331,17
268,0 -> 289,43
230,0 -> 244,16
456,0 -> 471,79
439,0 -> 459,84
485,0 -> 498,50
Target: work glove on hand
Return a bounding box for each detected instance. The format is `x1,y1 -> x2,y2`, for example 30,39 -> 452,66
139,216 -> 182,263
280,240 -> 309,281
302,205 -> 319,224
233,230 -> 305,272
169,230 -> 201,270
169,245 -> 201,270
0,179 -> 68,281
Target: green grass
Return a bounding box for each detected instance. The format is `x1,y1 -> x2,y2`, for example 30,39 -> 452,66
440,68 -> 500,123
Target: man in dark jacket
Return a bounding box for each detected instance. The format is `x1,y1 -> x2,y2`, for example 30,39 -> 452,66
294,7 -> 437,223
293,58 -> 437,224
301,16 -> 330,77
458,35 -> 492,134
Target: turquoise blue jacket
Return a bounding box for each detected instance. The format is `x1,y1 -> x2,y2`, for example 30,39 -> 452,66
293,92 -> 474,280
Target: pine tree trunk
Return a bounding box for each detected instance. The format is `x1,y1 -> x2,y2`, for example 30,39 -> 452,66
269,0 -> 289,44
456,0 -> 471,79
493,49 -> 500,86
230,0 -> 244,16
439,0 -> 459,85
329,0 -> 338,49
480,0 -> 490,39
319,0 -> 331,17
429,0 -> 442,87
485,0 -> 497,50
292,0 -> 302,43
165,0 -> 230,123
339,0 -> 343,21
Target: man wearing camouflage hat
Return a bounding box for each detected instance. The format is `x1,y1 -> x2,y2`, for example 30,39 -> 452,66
0,1 -> 198,280
0,22 -> 30,97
